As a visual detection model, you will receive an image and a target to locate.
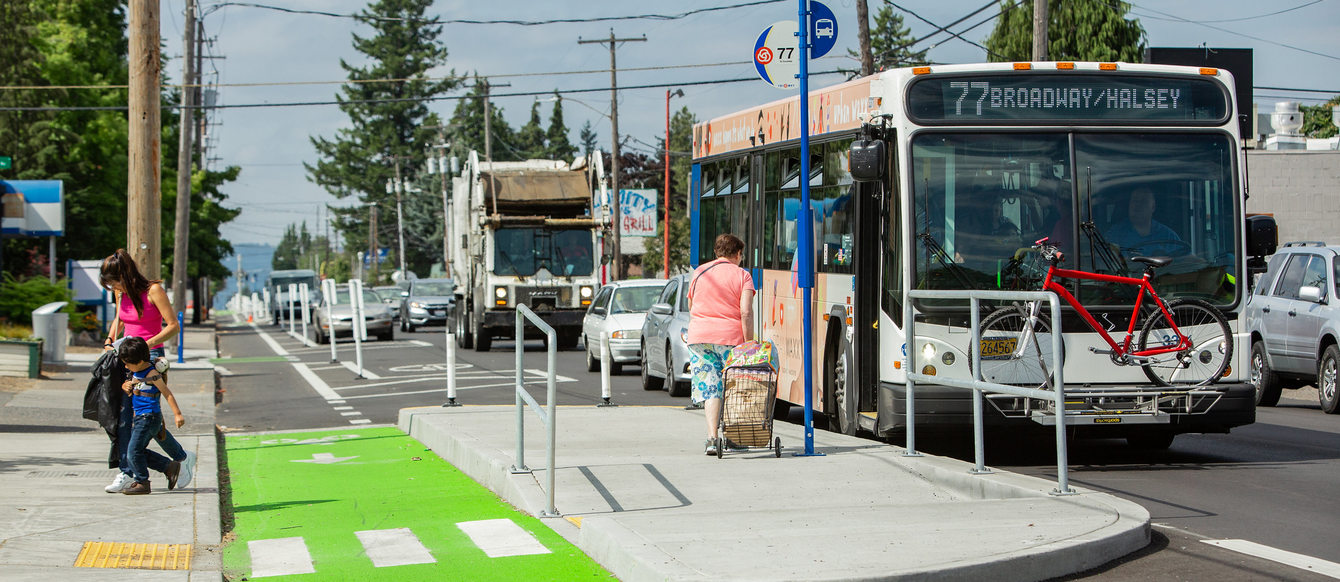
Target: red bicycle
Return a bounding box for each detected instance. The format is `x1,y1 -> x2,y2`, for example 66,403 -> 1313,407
978,238 -> 1232,388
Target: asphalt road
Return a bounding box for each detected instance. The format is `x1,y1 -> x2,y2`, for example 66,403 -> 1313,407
218,318 -> 1340,581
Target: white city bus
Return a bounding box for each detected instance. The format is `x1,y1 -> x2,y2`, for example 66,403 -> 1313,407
690,61 -> 1277,448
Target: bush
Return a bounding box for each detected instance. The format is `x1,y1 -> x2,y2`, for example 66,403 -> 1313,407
0,274 -> 76,325
0,322 -> 35,340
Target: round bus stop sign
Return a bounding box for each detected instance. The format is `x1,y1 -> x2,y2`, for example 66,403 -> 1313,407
754,20 -> 799,90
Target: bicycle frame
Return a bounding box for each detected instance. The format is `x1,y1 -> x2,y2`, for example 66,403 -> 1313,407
1036,263 -> 1192,361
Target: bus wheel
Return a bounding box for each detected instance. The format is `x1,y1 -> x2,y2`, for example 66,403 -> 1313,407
826,322 -> 858,436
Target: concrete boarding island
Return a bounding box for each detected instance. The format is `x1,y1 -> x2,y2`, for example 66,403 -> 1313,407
400,405 -> 1150,582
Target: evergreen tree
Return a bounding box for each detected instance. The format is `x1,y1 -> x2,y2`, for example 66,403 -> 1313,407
579,121 -> 598,158
272,225 -> 302,270
516,101 -> 547,160
640,107 -> 696,275
306,0 -> 458,267
846,5 -> 927,78
448,79 -> 518,161
985,0 -> 1145,63
546,92 -> 577,162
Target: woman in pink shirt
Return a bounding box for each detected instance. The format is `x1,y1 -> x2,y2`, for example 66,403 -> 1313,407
686,234 -> 755,455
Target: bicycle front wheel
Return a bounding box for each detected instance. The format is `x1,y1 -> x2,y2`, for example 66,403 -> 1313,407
1138,298 -> 1232,387
976,304 -> 1061,390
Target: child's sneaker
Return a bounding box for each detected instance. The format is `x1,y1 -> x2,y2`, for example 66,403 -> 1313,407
176,451 -> 196,489
703,438 -> 718,456
122,481 -> 151,495
105,472 -> 134,493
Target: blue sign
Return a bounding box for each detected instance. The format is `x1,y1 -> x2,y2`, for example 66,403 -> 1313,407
362,247 -> 390,266
809,1 -> 838,59
0,180 -> 63,236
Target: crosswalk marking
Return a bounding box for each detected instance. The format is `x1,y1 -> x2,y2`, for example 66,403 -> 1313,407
457,519 -> 551,558
356,528 -> 436,568
349,418 -> 372,424
248,537 -> 314,578
1202,539 -> 1340,578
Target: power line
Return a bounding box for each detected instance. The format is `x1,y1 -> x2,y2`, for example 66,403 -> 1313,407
883,0 -> 1005,60
205,0 -> 787,25
1124,1 -> 1340,62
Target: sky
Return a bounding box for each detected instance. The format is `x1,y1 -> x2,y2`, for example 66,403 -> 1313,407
156,0 -> 1340,247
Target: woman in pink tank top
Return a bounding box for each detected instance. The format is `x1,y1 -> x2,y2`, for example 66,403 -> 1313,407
686,234 -> 755,455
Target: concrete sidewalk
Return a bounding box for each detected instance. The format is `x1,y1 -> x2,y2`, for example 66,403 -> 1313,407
0,325 -> 220,581
402,405 -> 1151,582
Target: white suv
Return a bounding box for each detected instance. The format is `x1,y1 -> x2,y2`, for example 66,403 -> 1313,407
1244,242 -> 1340,413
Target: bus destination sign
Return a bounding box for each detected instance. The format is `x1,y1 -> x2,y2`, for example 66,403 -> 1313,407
908,74 -> 1229,124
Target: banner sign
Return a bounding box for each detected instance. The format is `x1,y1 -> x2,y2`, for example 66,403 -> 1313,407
619,189 -> 658,237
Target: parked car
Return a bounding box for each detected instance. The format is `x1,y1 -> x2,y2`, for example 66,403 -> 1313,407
1245,241 -> 1340,413
373,286 -> 402,320
312,284 -> 394,344
582,279 -> 668,374
640,273 -> 692,396
400,278 -> 455,332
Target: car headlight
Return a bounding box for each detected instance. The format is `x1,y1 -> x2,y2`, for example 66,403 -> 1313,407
409,301 -> 422,309
679,328 -> 688,344
612,330 -> 640,340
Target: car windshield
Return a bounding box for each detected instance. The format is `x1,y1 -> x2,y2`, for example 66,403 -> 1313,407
611,286 -> 663,314
332,288 -> 383,305
494,227 -> 593,277
413,282 -> 453,296
911,132 -> 1237,308
271,275 -> 317,291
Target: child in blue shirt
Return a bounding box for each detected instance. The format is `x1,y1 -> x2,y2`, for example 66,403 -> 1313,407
116,337 -> 186,495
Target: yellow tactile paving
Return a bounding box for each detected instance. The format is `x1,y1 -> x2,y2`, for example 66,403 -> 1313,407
73,542 -> 192,570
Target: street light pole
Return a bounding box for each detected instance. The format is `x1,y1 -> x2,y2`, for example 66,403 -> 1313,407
664,88 -> 683,279
392,160 -> 407,278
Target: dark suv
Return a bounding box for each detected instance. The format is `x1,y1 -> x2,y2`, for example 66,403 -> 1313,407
1245,242 -> 1340,413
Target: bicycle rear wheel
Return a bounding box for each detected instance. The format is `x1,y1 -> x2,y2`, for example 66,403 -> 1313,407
1138,298 -> 1232,387
976,304 -> 1061,390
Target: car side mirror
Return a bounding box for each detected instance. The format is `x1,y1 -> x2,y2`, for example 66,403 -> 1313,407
650,303 -> 672,316
592,306 -> 607,316
1300,285 -> 1325,303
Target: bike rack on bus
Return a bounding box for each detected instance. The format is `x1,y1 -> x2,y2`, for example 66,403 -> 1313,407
511,304 -> 560,517
904,289 -> 1074,496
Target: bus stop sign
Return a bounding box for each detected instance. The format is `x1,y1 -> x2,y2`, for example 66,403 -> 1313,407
753,20 -> 799,90
808,1 -> 838,59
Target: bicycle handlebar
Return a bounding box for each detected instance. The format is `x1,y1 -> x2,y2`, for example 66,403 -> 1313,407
1032,237 -> 1064,264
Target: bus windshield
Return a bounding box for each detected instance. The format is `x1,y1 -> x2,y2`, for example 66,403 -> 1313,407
911,132 -> 1237,307
494,228 -> 594,277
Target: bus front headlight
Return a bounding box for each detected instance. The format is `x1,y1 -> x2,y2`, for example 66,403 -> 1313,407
580,286 -> 594,305
494,286 -> 508,305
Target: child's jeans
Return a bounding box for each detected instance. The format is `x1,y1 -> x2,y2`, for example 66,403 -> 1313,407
127,412 -> 166,483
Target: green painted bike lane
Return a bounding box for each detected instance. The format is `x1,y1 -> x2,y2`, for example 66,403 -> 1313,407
222,427 -> 610,581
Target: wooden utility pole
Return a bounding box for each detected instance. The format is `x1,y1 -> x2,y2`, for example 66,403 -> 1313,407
172,0 -> 197,321
857,0 -> 874,76
128,0 -> 162,279
580,29 -> 645,280
1032,0 -> 1049,61
478,78 -> 509,163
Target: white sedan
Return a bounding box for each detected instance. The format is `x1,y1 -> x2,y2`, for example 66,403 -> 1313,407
581,279 -> 668,374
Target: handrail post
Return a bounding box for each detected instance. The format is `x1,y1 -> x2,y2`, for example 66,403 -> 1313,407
969,297 -> 991,474
513,309 -> 528,473
1049,293 -> 1072,495
544,325 -> 558,517
903,291 -> 920,456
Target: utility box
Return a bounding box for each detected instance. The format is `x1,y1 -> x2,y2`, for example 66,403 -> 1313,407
32,301 -> 68,364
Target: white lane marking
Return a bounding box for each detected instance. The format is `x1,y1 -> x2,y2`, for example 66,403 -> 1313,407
332,375 -> 577,392
332,406 -> 353,410
252,324 -> 290,356
526,368 -> 577,382
248,537 -> 315,578
215,365 -> 234,377
307,365 -> 345,371
328,400 -> 346,404
456,519 -> 551,558
337,378 -> 573,400
292,362 -> 342,401
287,330 -> 317,347
408,340 -> 434,347
342,360 -> 382,379
349,419 -> 372,424
340,411 -> 362,417
355,528 -> 436,568
1201,540 -> 1340,578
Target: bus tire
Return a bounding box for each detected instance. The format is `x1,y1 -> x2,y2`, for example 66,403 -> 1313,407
825,319 -> 858,436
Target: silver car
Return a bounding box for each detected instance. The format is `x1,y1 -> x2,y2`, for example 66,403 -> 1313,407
399,278 -> 455,332
582,279 -> 668,375
373,286 -> 402,320
1245,242 -> 1340,413
640,273 -> 692,396
312,284 -> 395,344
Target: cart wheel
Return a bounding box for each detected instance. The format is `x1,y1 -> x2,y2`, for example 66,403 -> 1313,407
775,437 -> 782,458
716,437 -> 724,459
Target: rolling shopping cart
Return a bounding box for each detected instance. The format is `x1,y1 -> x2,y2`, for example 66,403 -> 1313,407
715,340 -> 781,459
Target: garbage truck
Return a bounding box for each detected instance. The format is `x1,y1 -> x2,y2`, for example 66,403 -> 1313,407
447,150 -> 606,351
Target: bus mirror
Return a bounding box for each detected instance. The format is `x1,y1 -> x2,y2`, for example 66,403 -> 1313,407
601,253 -> 612,265
849,139 -> 886,182
1246,215 -> 1277,257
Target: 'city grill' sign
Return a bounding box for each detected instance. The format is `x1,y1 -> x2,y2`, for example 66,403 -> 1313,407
908,73 -> 1229,124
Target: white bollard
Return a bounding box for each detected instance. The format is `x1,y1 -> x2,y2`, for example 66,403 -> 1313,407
349,278 -> 366,378
299,283 -> 311,343
443,331 -> 460,407
598,331 -> 616,407
322,279 -> 339,363
287,283 -> 297,335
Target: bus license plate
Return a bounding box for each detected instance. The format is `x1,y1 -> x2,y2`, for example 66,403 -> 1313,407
979,338 -> 1018,359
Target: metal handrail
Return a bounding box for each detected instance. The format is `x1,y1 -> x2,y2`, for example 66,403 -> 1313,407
904,289 -> 1073,495
513,305 -> 560,517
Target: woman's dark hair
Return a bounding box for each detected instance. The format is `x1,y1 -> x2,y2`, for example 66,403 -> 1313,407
100,249 -> 156,316
714,234 -> 744,259
117,336 -> 151,365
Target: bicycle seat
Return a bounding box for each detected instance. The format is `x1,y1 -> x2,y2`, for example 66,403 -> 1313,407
1131,256 -> 1172,268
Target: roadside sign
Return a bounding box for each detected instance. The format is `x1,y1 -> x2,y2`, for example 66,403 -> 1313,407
0,156 -> 11,170
753,20 -> 799,90
809,1 -> 839,59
